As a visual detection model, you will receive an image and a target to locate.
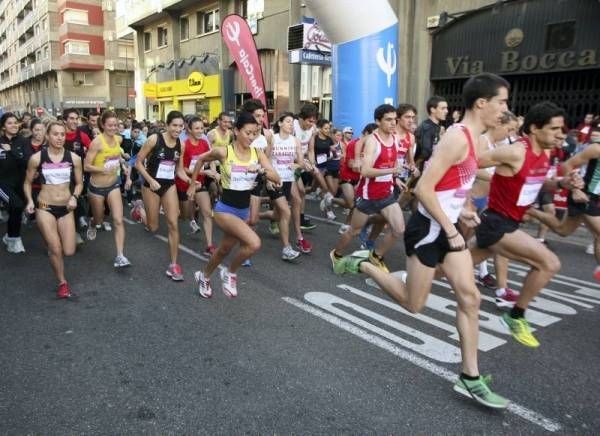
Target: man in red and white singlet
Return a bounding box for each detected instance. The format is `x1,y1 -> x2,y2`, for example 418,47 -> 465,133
335,73 -> 512,409
471,101 -> 582,349
330,104 -> 406,273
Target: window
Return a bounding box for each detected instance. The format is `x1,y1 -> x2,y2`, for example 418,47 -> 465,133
114,73 -> 128,86
43,46 -> 48,59
44,76 -> 49,88
143,31 -> 151,51
118,43 -> 131,58
197,8 -> 219,35
180,16 -> 189,40
64,40 -> 90,55
64,9 -> 88,25
157,26 -> 167,47
74,71 -> 93,85
42,18 -> 47,30
35,50 -> 41,61
34,24 -> 39,36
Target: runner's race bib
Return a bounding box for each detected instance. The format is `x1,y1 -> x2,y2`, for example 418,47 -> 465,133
516,176 -> 545,206
230,164 -> 258,191
275,157 -> 294,182
316,153 -> 327,165
104,156 -> 121,171
156,160 -> 176,180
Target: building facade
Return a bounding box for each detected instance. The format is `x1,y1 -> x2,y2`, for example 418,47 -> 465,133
122,0 -> 599,125
0,0 -> 134,117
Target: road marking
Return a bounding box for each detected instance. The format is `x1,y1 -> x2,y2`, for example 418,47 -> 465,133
283,296 -> 562,433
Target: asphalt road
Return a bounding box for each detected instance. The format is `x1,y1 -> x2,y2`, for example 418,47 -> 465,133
1,201 -> 599,434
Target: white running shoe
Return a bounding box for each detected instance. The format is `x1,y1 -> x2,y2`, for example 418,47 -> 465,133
86,226 -> 97,241
78,217 -> 88,228
220,268 -> 238,298
194,270 -> 212,298
326,210 -> 336,221
586,243 -> 594,255
282,245 -> 300,261
102,221 -> 112,231
324,192 -> 333,207
3,235 -> 25,253
76,233 -> 84,245
338,224 -> 350,234
190,219 -> 200,234
114,255 -> 131,268
319,198 -> 327,212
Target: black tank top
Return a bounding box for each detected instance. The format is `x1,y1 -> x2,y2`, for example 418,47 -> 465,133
37,148 -> 74,185
146,133 -> 181,181
314,135 -> 334,161
64,129 -> 85,158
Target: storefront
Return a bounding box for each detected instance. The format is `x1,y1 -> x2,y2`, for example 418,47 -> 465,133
429,0 -> 600,127
143,71 -> 222,122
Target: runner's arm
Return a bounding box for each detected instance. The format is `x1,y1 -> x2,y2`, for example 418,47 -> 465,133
478,143 -> 525,172
83,138 -> 106,174
258,150 -> 281,186
560,143 -> 600,175
360,136 -> 400,178
134,134 -> 158,184
23,152 -> 40,210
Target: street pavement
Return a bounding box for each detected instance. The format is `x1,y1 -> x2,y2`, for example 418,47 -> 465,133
1,200 -> 599,434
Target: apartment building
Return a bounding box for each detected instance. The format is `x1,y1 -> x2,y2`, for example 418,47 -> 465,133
0,0 -> 134,117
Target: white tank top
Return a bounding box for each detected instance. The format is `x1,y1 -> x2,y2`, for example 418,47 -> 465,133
293,119 -> 314,156
271,133 -> 296,182
251,132 -> 268,151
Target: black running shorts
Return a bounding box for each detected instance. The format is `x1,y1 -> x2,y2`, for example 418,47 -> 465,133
404,211 -> 462,268
475,208 -> 520,249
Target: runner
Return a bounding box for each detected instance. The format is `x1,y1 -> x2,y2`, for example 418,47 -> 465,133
135,111 -> 192,281
470,101 -> 582,348
83,111 -> 130,267
526,117 -> 600,280
206,112 -> 233,149
263,112 -> 309,261
334,73 -> 511,409
27,118 -> 47,208
330,104 -> 406,273
175,116 -> 216,255
188,112 -> 281,298
23,121 -> 83,298
309,119 -> 338,220
0,112 -> 31,253
293,103 -> 318,231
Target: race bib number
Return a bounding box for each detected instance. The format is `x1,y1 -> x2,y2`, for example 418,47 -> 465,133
316,153 -> 327,165
156,160 -> 176,180
189,156 -> 200,171
375,173 -> 393,182
230,164 -> 258,191
275,157 -> 294,182
517,176 -> 545,206
104,156 -> 120,171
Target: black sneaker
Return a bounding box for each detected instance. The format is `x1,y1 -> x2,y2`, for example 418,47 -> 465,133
300,217 -> 316,230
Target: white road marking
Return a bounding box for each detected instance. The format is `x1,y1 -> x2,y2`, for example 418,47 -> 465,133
283,296 -> 562,433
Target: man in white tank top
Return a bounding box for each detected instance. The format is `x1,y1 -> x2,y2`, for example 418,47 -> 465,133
292,103 -> 318,230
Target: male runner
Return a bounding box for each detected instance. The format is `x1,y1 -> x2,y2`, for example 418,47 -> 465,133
471,101 -> 582,348
293,103 -> 318,230
335,73 -> 511,409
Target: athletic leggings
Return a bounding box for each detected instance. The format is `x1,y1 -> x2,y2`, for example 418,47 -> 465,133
0,183 -> 25,237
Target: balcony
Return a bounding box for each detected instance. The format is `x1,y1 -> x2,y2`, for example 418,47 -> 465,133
19,64 -> 34,81
105,58 -> 135,71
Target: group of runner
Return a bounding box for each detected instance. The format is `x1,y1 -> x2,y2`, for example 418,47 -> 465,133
3,71 -> 600,411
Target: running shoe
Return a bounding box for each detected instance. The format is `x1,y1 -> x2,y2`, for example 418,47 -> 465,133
360,240 -> 375,251
296,238 -> 312,254
324,192 -> 333,207
326,210 -> 336,221
166,263 -> 184,281
242,259 -> 252,267
194,270 -> 212,298
586,243 -> 594,255
130,205 -> 143,223
338,224 -> 350,235
500,312 -> 540,348
220,268 -> 238,298
495,288 -> 520,308
369,251 -> 389,273
114,255 -> 131,268
203,245 -> 217,256
319,198 -> 327,212
102,221 -> 112,231
329,249 -> 342,272
336,254 -> 368,275
594,266 -> 600,281
78,216 -> 88,228
86,226 -> 97,241
282,245 -> 300,261
190,219 -> 200,234
76,233 -> 84,245
453,374 -> 509,409
4,236 -> 25,253
478,274 -> 496,289
269,221 -> 280,235
300,217 -> 316,230
56,282 -> 72,299
358,224 -> 373,245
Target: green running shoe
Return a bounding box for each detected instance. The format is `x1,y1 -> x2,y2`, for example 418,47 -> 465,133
269,221 -> 280,235
501,312 -> 540,348
336,254 -> 369,275
453,374 -> 509,409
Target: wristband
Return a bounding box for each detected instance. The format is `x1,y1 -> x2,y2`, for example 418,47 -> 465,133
71,193 -> 79,200
446,232 -> 459,239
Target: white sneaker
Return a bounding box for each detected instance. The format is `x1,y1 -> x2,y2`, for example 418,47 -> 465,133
78,216 -> 88,228
338,224 -> 350,234
4,235 -> 25,253
194,270 -> 212,298
102,221 -> 112,231
76,233 -> 84,245
282,245 -> 300,261
114,255 -> 131,268
220,268 -> 238,298
326,210 -> 336,221
586,243 -> 594,255
190,219 -> 200,234
319,198 -> 327,212
324,192 -> 333,207
86,226 -> 97,241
